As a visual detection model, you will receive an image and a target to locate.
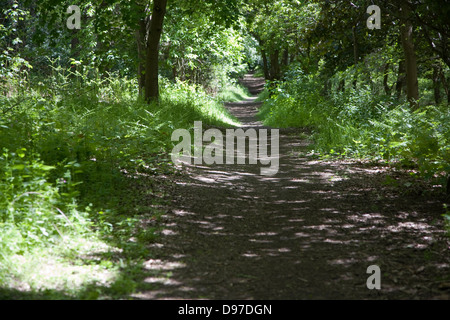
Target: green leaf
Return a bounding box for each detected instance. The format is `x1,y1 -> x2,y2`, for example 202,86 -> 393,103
40,165 -> 55,171
39,227 -> 49,237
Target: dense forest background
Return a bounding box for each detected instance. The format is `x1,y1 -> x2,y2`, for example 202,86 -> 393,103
0,0 -> 449,298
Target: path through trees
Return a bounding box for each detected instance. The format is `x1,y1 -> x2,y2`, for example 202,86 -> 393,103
133,74 -> 450,300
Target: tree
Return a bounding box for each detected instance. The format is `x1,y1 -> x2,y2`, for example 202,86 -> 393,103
399,1 -> 419,108
137,0 -> 242,101
244,0 -> 321,80
144,0 -> 167,103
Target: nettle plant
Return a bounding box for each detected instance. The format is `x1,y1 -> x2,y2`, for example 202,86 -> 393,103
0,4 -> 32,97
0,148 -> 91,255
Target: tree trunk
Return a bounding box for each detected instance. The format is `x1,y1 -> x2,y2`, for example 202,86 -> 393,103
282,47 -> 289,68
252,34 -> 270,80
261,49 -> 270,80
322,78 -> 330,96
396,59 -> 406,98
95,1 -> 110,76
338,79 -> 345,92
136,12 -> 149,97
383,62 -> 391,95
399,2 -> 419,109
352,26 -> 359,89
144,0 -> 167,103
269,50 -> 280,81
70,29 -> 80,76
432,64 -> 441,104
71,29 -> 80,60
439,70 -> 450,104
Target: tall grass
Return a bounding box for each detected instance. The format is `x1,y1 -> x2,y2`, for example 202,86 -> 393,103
258,67 -> 450,185
0,60 -> 240,297
215,81 -> 252,102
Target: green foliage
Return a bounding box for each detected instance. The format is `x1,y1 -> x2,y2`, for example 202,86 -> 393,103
0,0 -> 247,293
2,0 -> 447,298
0,59 -> 239,296
1,60 -> 239,207
0,146 -> 91,247
259,64 -> 450,186
161,10 -> 247,92
0,2 -> 32,96
445,204 -> 450,235
159,77 -> 240,127
215,81 -> 251,103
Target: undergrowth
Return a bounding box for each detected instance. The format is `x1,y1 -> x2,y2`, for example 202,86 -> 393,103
215,81 -> 251,103
0,59 -> 240,298
258,64 -> 450,225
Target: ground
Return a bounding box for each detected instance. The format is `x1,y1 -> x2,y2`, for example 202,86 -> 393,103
133,74 -> 450,300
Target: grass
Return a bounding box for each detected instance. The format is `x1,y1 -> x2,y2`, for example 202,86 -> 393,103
258,67 -> 450,234
0,235 -> 119,299
252,68 -> 265,78
0,62 -> 241,299
215,81 -> 252,103
258,67 -> 450,194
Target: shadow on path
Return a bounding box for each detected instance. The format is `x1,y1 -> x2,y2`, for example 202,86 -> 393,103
135,74 -> 450,300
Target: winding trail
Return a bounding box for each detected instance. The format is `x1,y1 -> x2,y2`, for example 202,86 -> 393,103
135,74 -> 449,300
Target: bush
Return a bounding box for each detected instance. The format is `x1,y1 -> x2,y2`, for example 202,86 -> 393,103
0,148 -> 90,256
0,61 -> 241,294
258,65 -> 450,185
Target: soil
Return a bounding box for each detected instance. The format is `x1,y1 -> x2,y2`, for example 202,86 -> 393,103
134,74 -> 450,300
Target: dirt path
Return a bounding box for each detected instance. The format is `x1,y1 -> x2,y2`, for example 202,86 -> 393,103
135,74 -> 449,300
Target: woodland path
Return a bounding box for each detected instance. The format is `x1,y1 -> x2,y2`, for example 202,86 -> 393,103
135,74 -> 449,300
